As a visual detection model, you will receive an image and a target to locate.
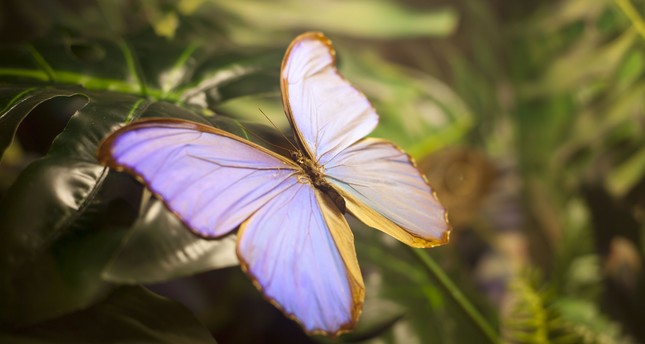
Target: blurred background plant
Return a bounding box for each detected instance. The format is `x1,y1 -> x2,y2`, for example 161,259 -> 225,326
0,0 -> 643,343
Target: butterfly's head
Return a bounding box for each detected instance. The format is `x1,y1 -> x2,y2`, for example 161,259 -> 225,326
290,150 -> 304,164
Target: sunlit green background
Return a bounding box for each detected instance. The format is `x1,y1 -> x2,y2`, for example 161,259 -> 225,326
0,0 -> 644,343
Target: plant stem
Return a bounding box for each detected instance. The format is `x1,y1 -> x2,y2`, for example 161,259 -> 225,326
26,45 -> 57,82
614,0 -> 645,41
117,39 -> 148,97
411,248 -> 499,343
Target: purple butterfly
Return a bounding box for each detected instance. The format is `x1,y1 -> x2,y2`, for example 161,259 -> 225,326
98,32 -> 450,336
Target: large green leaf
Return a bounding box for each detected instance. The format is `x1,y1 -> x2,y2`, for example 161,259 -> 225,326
0,91 -> 145,269
0,89 -> 267,324
0,91 -> 149,325
173,48 -> 282,108
0,86 -> 83,161
103,198 -> 238,285
0,286 -> 216,343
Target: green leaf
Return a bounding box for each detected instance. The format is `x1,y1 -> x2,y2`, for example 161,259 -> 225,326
0,38 -> 142,94
0,30 -> 283,105
0,86 -> 83,161
212,0 -> 457,40
526,27 -> 638,97
554,297 -> 634,344
0,91 -> 149,325
341,51 -> 473,159
0,223 -> 130,329
501,273 -> 635,344
607,146 -> 645,197
616,49 -> 644,89
502,274 -> 555,344
0,92 -> 146,272
0,286 -> 216,344
0,86 -> 259,325
535,0 -> 609,33
103,199 -> 238,284
174,48 -> 282,108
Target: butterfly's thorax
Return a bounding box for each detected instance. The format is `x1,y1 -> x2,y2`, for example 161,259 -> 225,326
290,151 -> 346,214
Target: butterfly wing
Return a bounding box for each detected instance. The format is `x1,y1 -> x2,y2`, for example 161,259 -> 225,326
237,181 -> 364,335
98,118 -> 299,237
325,138 -> 450,248
281,32 -> 378,166
99,118 -> 364,334
281,32 -> 449,247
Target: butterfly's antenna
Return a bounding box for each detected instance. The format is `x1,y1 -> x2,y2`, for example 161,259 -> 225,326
234,112 -> 293,155
258,108 -> 299,152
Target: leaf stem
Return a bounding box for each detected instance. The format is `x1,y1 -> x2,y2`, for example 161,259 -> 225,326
0,68 -> 172,101
117,39 -> 148,97
614,0 -> 645,41
26,45 -> 57,82
410,248 -> 499,343
124,98 -> 149,124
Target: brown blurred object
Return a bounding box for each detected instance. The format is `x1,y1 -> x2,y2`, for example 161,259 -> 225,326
604,236 -> 642,292
419,147 -> 496,228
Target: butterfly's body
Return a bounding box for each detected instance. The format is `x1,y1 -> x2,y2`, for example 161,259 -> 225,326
290,149 -> 347,213
98,32 -> 450,336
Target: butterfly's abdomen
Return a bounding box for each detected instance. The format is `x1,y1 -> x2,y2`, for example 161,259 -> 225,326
316,182 -> 346,214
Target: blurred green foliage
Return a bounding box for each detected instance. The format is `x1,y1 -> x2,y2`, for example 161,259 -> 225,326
0,0 -> 643,343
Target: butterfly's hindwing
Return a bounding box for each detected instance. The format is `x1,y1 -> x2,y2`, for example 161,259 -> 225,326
237,181 -> 363,335
325,138 -> 450,247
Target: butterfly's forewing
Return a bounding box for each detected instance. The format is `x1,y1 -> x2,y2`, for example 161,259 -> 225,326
98,119 -> 299,237
325,138 -> 450,247
237,181 -> 364,335
281,32 -> 378,166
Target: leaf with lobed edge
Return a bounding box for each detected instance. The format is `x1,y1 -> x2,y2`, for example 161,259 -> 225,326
103,198 -> 239,285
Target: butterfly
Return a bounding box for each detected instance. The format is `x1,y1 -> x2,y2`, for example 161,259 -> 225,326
97,32 -> 450,336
